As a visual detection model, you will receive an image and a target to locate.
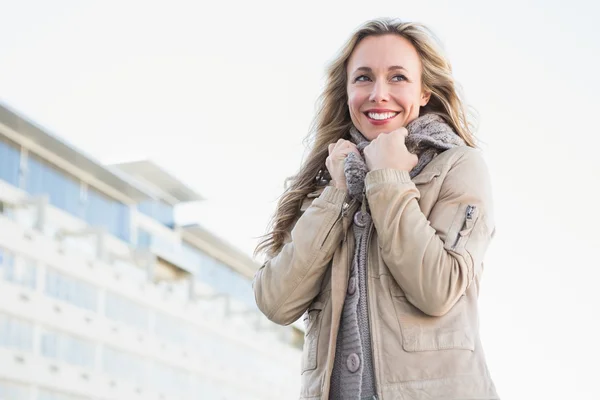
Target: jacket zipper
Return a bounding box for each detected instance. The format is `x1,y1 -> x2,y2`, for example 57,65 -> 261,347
320,198 -> 354,248
364,220 -> 379,398
342,198 -> 358,242
452,205 -> 476,250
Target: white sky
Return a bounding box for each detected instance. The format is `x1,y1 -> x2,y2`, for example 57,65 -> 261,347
1,1 -> 599,398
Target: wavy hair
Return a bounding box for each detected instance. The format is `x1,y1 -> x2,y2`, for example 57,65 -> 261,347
255,18 -> 477,258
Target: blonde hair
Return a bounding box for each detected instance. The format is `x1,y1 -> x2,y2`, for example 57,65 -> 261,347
255,18 -> 477,258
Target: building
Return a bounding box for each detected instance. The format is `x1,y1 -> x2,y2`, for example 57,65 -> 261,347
0,103 -> 302,400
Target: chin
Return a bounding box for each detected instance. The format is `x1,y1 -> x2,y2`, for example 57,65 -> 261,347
364,126 -> 403,140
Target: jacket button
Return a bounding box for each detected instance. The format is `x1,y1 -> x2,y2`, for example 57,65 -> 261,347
347,276 -> 357,295
346,353 -> 360,373
353,211 -> 367,227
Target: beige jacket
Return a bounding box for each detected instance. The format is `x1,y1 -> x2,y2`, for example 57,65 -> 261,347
253,147 -> 500,400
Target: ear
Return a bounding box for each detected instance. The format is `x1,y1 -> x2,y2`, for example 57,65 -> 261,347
420,91 -> 431,107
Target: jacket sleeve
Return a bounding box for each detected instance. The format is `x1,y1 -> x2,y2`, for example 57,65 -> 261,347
253,186 -> 352,326
365,148 -> 495,317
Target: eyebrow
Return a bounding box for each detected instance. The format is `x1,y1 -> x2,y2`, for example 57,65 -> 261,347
354,65 -> 407,73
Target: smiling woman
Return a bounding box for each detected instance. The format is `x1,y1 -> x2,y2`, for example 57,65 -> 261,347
254,18 -> 499,400
346,35 -> 431,137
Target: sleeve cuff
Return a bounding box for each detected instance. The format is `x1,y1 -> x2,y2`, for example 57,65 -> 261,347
365,169 -> 412,190
320,186 -> 348,205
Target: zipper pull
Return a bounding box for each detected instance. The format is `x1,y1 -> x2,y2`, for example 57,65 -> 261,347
452,205 -> 477,250
466,205 -> 475,220
342,202 -> 350,217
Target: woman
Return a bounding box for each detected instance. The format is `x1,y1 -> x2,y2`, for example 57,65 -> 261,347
253,18 -> 499,400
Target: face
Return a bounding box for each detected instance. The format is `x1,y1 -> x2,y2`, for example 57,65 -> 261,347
346,34 -> 431,140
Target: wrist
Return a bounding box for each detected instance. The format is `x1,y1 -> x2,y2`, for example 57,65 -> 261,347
331,179 -> 347,191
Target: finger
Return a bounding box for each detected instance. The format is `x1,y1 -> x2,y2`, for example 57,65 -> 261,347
396,127 -> 409,137
333,139 -> 352,151
328,143 -> 335,155
332,142 -> 355,156
334,138 -> 349,150
411,153 -> 419,165
334,148 -> 355,158
363,144 -> 371,158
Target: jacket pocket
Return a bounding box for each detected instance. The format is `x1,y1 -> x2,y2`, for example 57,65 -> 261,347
389,284 -> 474,352
301,300 -> 324,373
444,203 -> 479,254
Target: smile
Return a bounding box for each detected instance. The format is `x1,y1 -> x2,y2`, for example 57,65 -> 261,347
363,110 -> 400,125
366,111 -> 398,120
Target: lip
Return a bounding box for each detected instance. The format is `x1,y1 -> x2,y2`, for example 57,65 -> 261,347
363,109 -> 400,126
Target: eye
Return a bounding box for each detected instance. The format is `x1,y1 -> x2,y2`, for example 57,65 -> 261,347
354,75 -> 371,83
391,74 -> 407,82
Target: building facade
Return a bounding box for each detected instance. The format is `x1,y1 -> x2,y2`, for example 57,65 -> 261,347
0,103 -> 302,400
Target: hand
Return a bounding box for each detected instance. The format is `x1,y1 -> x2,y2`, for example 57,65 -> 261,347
364,128 -> 418,172
326,139 -> 361,190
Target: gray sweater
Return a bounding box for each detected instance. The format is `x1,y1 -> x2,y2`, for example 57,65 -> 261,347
329,209 -> 376,400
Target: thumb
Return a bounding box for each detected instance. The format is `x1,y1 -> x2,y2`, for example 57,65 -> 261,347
411,153 -> 419,166
395,127 -> 409,137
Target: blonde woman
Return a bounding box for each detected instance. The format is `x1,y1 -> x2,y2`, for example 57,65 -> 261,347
254,18 -> 499,400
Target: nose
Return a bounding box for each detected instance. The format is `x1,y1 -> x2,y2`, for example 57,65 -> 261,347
369,80 -> 389,103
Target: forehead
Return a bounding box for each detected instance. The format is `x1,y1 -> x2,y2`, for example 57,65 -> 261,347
347,34 -> 422,73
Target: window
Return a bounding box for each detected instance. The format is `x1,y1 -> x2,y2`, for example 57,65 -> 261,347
183,243 -> 256,308
155,201 -> 174,227
0,313 -> 33,352
0,249 -> 37,289
26,154 -> 82,218
136,228 -> 152,249
137,201 -> 154,219
102,347 -> 149,386
0,379 -> 30,400
0,137 -> 21,187
202,258 -> 254,308
37,388 -> 87,400
0,248 -> 14,283
45,269 -> 98,311
137,200 -> 174,227
193,376 -> 219,399
137,228 -> 177,255
24,153 -> 131,243
40,329 -> 96,369
85,187 -> 131,243
154,312 -> 193,346
104,292 -> 149,331
151,362 -> 190,397
181,243 -> 205,276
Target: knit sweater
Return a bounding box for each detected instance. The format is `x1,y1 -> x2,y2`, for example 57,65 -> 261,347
329,210 -> 376,400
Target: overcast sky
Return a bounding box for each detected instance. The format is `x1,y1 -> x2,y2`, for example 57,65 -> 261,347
1,1 -> 599,398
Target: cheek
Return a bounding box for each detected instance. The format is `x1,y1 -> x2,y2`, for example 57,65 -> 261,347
391,87 -> 419,107
347,91 -> 362,112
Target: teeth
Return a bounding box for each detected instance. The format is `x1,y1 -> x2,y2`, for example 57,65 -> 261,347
368,112 -> 397,120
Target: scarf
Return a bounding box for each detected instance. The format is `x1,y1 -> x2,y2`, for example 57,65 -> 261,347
344,113 -> 466,202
